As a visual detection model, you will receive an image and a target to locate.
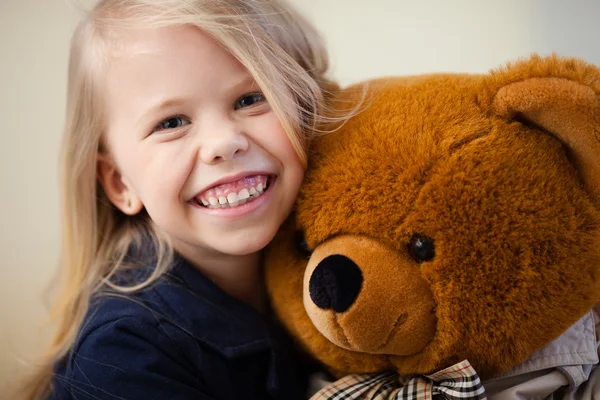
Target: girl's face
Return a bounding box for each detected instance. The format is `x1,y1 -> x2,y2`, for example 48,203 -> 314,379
99,25 -> 304,262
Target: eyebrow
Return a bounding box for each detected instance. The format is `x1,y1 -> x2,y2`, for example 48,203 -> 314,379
228,75 -> 259,92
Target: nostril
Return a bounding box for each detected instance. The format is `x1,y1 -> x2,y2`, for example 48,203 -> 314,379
309,255 -> 363,313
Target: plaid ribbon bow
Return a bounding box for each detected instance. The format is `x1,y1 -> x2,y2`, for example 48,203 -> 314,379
311,360 -> 487,400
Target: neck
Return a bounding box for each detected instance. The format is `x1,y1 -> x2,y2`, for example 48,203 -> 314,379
175,245 -> 266,313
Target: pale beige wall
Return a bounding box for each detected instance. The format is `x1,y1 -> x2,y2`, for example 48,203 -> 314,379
0,0 -> 81,395
1,0 -> 599,396
291,0 -> 600,85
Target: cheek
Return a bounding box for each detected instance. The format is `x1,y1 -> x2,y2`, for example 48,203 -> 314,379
258,116 -> 303,164
120,141 -> 192,202
105,135 -> 147,188
271,121 -> 305,188
275,125 -> 300,159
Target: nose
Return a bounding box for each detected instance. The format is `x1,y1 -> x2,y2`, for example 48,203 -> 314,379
199,121 -> 249,164
309,255 -> 363,313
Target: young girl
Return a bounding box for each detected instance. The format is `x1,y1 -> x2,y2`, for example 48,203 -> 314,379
23,0 -> 337,398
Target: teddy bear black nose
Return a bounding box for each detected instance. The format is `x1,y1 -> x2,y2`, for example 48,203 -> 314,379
309,255 -> 363,313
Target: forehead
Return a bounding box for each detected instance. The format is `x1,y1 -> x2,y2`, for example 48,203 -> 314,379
101,25 -> 249,131
109,24 -> 236,65
106,24 -> 247,88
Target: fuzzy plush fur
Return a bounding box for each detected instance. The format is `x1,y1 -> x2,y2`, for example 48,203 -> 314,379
265,54 -> 600,380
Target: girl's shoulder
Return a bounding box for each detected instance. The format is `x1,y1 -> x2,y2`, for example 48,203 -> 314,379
80,258 -> 275,357
49,260 -> 308,399
49,281 -> 209,399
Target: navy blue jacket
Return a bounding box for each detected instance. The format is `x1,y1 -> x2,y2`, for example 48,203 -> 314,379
49,254 -> 308,399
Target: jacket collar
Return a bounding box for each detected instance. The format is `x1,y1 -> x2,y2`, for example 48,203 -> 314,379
154,255 -> 275,358
491,309 -> 599,380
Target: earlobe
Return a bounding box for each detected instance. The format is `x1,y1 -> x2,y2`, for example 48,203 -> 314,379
97,153 -> 144,215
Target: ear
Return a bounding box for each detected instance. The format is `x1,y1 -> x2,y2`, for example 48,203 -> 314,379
97,153 -> 144,215
480,54 -> 600,209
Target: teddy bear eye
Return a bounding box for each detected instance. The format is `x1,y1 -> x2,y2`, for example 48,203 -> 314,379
295,230 -> 312,258
407,234 -> 435,263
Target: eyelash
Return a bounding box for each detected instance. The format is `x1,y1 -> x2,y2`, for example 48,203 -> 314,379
153,115 -> 190,133
151,92 -> 267,134
234,92 -> 266,110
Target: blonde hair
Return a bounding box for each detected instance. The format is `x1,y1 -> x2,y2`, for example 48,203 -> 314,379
21,0 -> 336,398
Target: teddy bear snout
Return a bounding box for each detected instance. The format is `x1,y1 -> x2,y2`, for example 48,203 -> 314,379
308,254 -> 364,313
302,234 -> 438,355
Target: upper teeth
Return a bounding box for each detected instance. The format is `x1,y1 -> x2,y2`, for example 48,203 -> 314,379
239,188 -> 250,200
201,183 -> 266,209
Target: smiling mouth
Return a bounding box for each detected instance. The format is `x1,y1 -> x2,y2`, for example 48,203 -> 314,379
192,175 -> 273,209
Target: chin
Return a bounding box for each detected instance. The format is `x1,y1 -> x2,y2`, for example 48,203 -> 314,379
218,229 -> 278,256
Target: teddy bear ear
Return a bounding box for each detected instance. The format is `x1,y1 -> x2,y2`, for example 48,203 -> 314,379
479,54 -> 600,209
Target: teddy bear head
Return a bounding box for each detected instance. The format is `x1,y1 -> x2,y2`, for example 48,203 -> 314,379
265,55 -> 600,380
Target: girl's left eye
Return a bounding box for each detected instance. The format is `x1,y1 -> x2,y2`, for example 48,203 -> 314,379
234,92 -> 266,110
153,115 -> 191,132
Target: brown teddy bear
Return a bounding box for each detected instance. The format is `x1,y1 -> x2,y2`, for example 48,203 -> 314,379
265,54 -> 600,399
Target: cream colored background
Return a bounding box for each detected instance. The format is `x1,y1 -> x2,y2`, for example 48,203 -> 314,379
1,0 -> 599,396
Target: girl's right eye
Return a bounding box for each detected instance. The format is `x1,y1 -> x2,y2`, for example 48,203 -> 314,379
153,115 -> 191,133
234,92 -> 266,110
